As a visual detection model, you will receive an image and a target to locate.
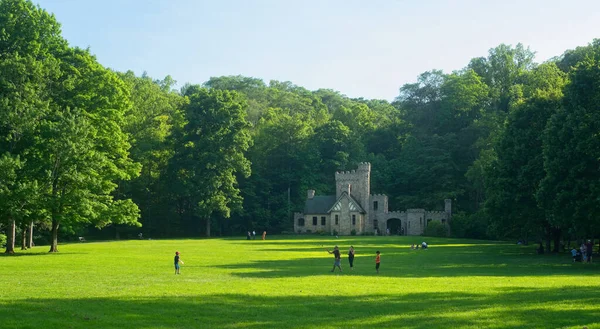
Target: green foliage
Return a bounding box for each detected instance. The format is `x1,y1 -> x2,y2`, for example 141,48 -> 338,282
0,233 -> 6,247
450,211 -> 488,239
423,221 -> 448,237
350,229 -> 356,236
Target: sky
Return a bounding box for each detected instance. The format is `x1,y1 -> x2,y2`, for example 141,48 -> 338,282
34,0 -> 600,101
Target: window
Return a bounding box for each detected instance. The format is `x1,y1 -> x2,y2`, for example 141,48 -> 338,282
374,219 -> 379,229
321,216 -> 326,225
352,215 -> 356,225
335,215 -> 339,225
298,218 -> 305,226
373,201 -> 378,210
312,217 -> 317,225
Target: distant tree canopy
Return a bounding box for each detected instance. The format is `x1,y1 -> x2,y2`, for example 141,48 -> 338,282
2,0 -> 600,253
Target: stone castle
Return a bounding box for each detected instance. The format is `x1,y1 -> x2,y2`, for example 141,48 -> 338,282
293,162 -> 451,235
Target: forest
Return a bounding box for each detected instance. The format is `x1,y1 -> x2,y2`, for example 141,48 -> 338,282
2,0 -> 600,253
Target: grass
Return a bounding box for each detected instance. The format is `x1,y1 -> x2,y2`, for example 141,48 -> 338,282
0,236 -> 599,329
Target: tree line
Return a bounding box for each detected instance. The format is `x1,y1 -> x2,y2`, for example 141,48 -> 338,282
2,0 -> 599,253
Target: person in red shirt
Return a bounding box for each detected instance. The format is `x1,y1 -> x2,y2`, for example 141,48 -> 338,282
375,251 -> 381,274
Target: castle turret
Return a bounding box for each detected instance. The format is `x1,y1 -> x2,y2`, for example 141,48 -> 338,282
444,199 -> 452,217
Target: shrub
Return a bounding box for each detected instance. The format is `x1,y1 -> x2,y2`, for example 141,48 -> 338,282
361,231 -> 375,236
350,229 -> 357,236
333,229 -> 338,236
0,233 -> 6,248
424,221 -> 448,237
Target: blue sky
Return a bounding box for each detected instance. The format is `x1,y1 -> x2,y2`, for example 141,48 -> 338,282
35,0 -> 600,100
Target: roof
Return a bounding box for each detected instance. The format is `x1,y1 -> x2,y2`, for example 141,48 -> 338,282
304,195 -> 336,214
327,191 -> 366,214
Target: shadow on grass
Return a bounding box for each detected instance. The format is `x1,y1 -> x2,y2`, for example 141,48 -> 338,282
218,242 -> 598,278
1,287 -> 598,329
0,251 -> 89,257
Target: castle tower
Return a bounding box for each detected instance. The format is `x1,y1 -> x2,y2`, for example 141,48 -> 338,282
335,162 -> 370,210
444,199 -> 452,217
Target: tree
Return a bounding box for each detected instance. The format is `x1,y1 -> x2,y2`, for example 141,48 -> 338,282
40,47 -> 141,252
0,0 -> 64,253
484,63 -> 566,246
538,57 -> 600,241
173,86 -> 251,237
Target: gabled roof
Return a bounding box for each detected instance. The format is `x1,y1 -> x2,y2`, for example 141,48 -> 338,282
327,192 -> 366,214
304,195 -> 336,214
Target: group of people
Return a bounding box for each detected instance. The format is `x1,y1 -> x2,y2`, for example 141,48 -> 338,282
246,230 -> 267,240
410,242 -> 428,250
571,240 -> 594,263
327,245 -> 381,274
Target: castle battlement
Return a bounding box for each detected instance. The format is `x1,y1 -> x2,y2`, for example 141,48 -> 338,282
426,211 -> 447,215
407,209 -> 426,213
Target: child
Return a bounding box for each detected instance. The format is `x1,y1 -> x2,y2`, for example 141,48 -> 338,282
375,251 -> 381,274
571,247 -> 578,263
174,251 -> 184,274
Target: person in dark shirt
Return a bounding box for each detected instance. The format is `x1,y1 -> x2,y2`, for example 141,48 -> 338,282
348,246 -> 355,270
328,246 -> 342,272
174,251 -> 184,274
586,240 -> 593,263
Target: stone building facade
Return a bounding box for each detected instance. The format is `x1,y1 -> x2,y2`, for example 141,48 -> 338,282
293,162 -> 451,235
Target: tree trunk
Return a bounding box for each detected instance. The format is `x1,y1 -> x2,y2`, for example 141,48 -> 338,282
21,226 -> 27,250
206,218 -> 211,237
27,221 -> 34,249
49,219 -> 59,253
4,218 -> 15,254
552,228 -> 561,253
545,238 -> 551,254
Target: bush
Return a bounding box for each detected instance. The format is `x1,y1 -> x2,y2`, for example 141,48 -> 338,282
350,229 -> 357,236
333,229 -> 338,236
0,233 -> 6,248
361,231 -> 375,236
424,221 -> 448,237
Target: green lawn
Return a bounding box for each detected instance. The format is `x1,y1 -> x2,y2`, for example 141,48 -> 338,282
0,236 -> 598,329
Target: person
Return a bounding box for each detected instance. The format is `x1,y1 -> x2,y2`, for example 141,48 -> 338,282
262,231 -> 266,240
580,243 -> 587,262
422,242 -> 428,249
348,246 -> 355,270
585,239 -> 593,263
410,244 -> 415,250
138,232 -> 143,240
570,247 -> 578,263
537,242 -> 545,255
386,228 -> 390,236
416,244 -> 419,250
174,251 -> 184,274
375,251 -> 381,274
328,246 -> 342,272
252,230 -> 256,240
247,231 -> 251,240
